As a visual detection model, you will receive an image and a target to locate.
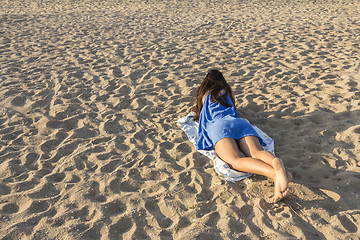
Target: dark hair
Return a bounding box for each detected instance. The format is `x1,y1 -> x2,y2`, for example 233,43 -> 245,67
193,69 -> 235,121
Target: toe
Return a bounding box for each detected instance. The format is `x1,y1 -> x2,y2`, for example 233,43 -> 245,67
268,195 -> 280,204
282,188 -> 289,197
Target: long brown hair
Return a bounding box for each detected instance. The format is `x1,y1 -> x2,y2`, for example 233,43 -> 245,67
193,69 -> 235,121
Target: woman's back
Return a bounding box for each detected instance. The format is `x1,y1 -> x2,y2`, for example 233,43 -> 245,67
201,91 -> 238,121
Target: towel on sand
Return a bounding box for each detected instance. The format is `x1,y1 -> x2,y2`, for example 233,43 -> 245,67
176,112 -> 275,182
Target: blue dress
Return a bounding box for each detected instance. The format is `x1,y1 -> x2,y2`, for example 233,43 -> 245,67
196,92 -> 265,150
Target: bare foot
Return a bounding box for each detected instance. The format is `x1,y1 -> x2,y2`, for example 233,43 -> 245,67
268,158 -> 290,204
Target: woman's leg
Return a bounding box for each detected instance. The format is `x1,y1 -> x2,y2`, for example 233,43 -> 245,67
237,136 -> 293,182
236,136 -> 290,203
236,136 -> 276,166
214,138 -> 276,183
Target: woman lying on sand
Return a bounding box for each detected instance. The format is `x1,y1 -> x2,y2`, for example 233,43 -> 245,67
194,69 -> 292,203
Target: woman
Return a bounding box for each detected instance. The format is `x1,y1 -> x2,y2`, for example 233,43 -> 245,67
194,69 -> 291,203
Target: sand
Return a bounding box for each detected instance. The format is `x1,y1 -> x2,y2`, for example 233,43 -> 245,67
0,0 -> 360,239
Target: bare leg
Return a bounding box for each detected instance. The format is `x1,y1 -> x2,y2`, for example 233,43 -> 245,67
236,136 -> 290,203
214,138 -> 275,184
214,137 -> 290,203
238,137 -> 293,182
236,136 -> 277,166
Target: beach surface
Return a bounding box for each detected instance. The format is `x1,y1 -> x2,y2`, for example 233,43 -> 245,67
1,0 -> 360,239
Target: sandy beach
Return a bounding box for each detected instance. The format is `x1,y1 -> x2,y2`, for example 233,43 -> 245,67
0,0 -> 360,239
